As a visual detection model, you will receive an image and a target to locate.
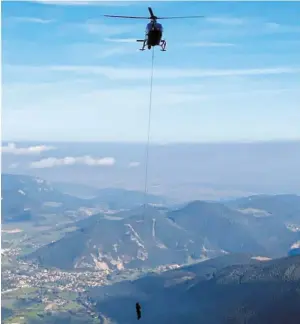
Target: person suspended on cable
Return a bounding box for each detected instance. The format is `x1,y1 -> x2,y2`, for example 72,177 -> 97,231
136,302 -> 142,320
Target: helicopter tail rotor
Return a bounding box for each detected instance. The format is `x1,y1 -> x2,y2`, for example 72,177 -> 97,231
148,7 -> 154,18
148,7 -> 157,20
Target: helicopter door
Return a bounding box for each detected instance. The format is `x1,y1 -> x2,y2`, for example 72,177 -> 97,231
148,28 -> 162,45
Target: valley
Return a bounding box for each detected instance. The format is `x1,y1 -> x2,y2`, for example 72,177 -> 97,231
2,173 -> 300,324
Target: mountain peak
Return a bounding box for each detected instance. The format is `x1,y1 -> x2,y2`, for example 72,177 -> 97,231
171,200 -> 234,219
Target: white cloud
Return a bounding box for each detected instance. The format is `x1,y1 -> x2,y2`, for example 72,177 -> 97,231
9,163 -> 19,169
1,143 -> 56,155
3,78 -> 299,142
68,42 -> 135,59
27,0 -> 103,5
6,64 -> 300,82
96,46 -> 134,58
46,65 -> 300,80
187,42 -> 235,47
265,22 -> 281,30
104,38 -> 138,43
264,22 -> 300,34
206,17 -> 245,26
202,16 -> 300,37
2,74 -> 299,120
291,241 -> 300,249
30,156 -> 116,168
85,22 -> 113,35
10,17 -> 54,24
80,20 -> 136,36
29,0 -> 141,6
128,161 -> 140,168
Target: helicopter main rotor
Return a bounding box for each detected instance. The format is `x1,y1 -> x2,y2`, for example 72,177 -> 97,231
104,6 -> 204,21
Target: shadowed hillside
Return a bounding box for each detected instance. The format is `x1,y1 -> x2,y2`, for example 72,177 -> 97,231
88,255 -> 300,324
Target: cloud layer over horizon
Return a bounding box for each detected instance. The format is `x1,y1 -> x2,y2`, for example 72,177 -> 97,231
30,155 -> 116,168
1,142 -> 56,155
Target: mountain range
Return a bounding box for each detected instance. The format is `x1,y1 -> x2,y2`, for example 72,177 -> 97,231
3,173 -> 300,274
25,199 -> 299,271
52,181 -> 170,207
1,174 -> 167,223
226,194 -> 300,224
1,174 -> 90,222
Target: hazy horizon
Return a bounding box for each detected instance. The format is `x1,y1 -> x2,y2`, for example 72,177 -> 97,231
2,140 -> 300,202
2,139 -> 300,144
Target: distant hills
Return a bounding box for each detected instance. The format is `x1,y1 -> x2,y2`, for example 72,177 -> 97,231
87,254 -> 300,324
89,188 -> 168,210
26,198 -> 299,271
51,181 -> 100,198
4,173 -> 300,274
1,174 -> 91,222
1,174 -> 167,223
53,181 -> 169,207
226,194 -> 300,224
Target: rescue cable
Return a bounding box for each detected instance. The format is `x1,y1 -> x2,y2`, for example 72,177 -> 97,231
143,47 -> 155,217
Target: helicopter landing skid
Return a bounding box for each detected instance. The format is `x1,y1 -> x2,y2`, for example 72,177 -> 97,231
137,39 -> 146,51
160,39 -> 167,51
137,39 -> 167,51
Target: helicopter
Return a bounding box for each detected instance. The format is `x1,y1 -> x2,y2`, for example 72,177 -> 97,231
104,7 -> 204,51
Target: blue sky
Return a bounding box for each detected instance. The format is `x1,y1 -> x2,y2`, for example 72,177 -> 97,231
2,0 -> 300,143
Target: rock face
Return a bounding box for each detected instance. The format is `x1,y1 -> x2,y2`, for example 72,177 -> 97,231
88,255 -> 300,324
26,206 -> 206,271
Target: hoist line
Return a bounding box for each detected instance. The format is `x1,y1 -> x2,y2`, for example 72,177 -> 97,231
143,47 -> 155,218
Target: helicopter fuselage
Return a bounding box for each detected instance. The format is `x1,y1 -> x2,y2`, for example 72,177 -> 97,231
137,20 -> 166,51
146,20 -> 163,44
147,28 -> 162,46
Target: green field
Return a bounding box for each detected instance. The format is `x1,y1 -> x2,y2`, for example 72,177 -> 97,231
1,220 -> 79,259
1,215 -> 99,324
2,286 -> 88,324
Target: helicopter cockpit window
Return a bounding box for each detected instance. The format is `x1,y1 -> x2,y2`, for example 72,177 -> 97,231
146,22 -> 163,33
157,23 -> 163,31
